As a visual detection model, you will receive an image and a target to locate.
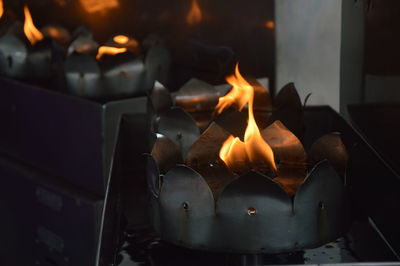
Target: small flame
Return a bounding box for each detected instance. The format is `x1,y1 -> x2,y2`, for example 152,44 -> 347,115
113,35 -> 129,45
0,0 -> 4,19
23,5 -> 44,45
219,64 -> 277,173
264,20 -> 275,29
96,46 -> 127,60
186,0 -> 202,27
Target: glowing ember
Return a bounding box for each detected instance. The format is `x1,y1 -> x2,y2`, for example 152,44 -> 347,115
186,0 -> 202,27
79,0 -> 120,14
23,5 -> 44,45
264,20 -> 275,29
219,64 -> 277,173
0,0 -> 4,19
96,46 -> 127,60
113,35 -> 129,45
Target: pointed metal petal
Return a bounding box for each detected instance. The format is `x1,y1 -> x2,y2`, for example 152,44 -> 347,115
213,108 -> 247,140
144,154 -> 161,198
216,171 -> 294,253
186,122 -> 231,167
158,165 -> 215,247
175,78 -> 219,112
192,162 -> 238,201
262,120 -> 307,165
268,82 -> 304,139
150,133 -> 183,174
158,107 -> 200,158
309,132 -> 349,175
150,81 -> 173,115
294,160 -> 345,249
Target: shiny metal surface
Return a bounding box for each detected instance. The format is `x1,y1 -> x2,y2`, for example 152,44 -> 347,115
150,133 -> 182,174
0,33 -> 51,79
65,54 -> 147,99
309,133 -> 349,175
158,165 -> 215,248
175,78 -> 220,112
150,153 -> 345,253
157,107 -> 200,158
186,122 -> 230,167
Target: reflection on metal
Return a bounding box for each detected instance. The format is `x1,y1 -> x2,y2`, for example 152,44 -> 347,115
186,122 -> 230,168
157,107 -> 200,158
262,120 -> 307,166
175,78 -> 219,113
0,26 -> 51,79
150,133 -> 182,174
309,133 -> 349,175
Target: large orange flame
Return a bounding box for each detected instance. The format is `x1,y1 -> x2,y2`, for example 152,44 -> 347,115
23,5 -> 44,45
219,64 -> 277,173
0,0 -> 4,19
96,46 -> 127,60
186,0 -> 202,27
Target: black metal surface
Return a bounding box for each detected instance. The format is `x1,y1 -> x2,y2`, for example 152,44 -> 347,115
0,77 -> 147,195
0,154 -> 103,266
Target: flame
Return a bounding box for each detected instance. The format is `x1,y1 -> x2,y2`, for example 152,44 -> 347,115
113,35 -> 129,45
96,46 -> 127,60
186,0 -> 202,27
23,5 -> 44,45
264,20 -> 275,29
219,64 -> 277,173
0,0 -> 3,19
79,0 -> 120,14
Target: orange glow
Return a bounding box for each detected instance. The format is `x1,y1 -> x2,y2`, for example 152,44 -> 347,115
23,5 -> 44,45
214,70 -> 252,115
113,35 -> 129,45
264,20 -> 275,29
186,0 -> 202,27
0,0 -> 4,19
96,46 -> 127,60
79,0 -> 120,14
219,64 -> 277,173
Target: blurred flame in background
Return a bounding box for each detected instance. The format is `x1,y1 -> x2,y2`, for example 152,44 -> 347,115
23,5 -> 44,45
186,0 -> 202,27
113,35 -> 129,45
264,20 -> 275,29
79,0 -> 120,14
96,46 -> 127,60
0,0 -> 4,19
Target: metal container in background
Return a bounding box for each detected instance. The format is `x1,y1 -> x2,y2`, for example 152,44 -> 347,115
0,77 -> 148,195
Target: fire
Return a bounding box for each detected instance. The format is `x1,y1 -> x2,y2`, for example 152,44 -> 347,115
219,65 -> 277,173
0,0 -> 3,19
264,20 -> 275,29
23,5 -> 44,45
79,0 -> 120,14
186,0 -> 202,27
96,46 -> 127,60
113,35 -> 129,45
